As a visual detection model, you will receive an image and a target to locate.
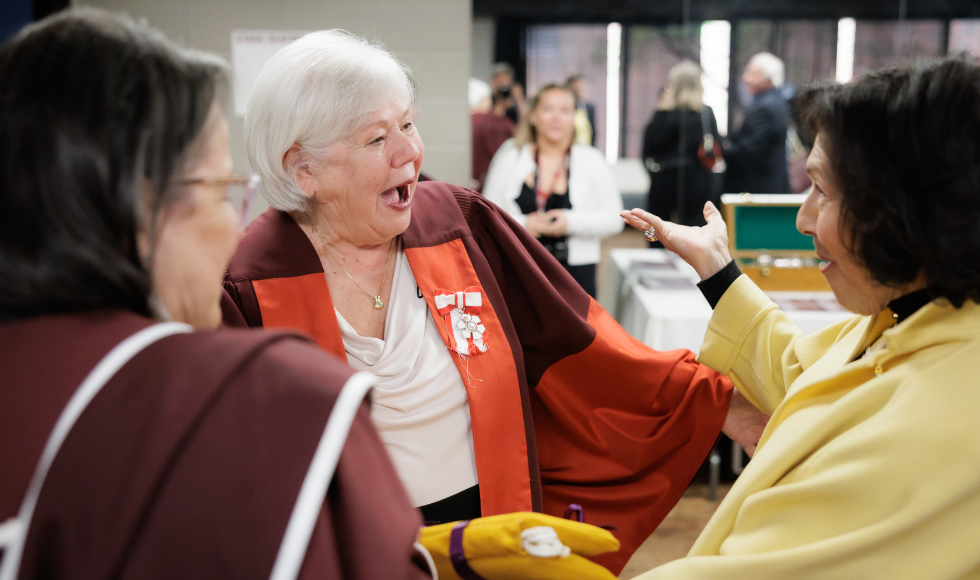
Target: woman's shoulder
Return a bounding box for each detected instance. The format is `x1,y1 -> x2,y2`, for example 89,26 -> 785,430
570,143 -> 611,169
414,180 -> 499,216
408,180 -> 518,241
497,137 -> 518,152
648,108 -> 681,122
162,327 -> 354,401
228,207 -> 321,283
571,142 -> 604,157
490,138 -> 523,162
892,302 -> 980,388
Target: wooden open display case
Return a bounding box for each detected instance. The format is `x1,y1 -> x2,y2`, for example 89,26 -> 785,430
720,193 -> 830,292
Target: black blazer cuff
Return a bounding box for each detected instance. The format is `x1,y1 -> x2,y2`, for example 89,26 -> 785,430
696,260 -> 742,309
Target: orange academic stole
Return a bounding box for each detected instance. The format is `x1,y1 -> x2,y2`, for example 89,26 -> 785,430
407,239 -> 533,516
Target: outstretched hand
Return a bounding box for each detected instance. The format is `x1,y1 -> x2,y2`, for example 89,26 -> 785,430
620,202 -> 733,281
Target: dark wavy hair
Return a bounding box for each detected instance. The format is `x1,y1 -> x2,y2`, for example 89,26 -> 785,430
0,9 -> 228,321
797,54 -> 980,308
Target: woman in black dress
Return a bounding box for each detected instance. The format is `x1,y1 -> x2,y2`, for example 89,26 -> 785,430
642,61 -> 722,238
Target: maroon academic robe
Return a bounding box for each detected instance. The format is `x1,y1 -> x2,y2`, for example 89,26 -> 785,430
222,181 -> 733,573
0,311 -> 428,579
471,112 -> 515,190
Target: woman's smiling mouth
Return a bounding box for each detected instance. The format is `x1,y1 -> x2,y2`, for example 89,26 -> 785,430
380,181 -> 413,210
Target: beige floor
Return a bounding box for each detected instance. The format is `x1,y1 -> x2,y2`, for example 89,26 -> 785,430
618,483 -> 732,578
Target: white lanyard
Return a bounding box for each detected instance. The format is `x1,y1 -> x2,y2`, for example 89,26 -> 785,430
0,322 -> 192,580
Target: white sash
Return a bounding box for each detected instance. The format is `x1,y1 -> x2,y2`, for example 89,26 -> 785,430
0,321 -> 192,580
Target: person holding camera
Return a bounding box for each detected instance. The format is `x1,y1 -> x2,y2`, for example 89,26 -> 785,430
489,62 -> 527,126
482,83 -> 623,297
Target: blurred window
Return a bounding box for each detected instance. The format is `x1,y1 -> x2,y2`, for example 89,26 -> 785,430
852,20 -> 945,76
525,19 -> 960,163
730,20 -> 837,133
526,25 -> 609,151
948,20 -> 980,57
622,25 -> 700,159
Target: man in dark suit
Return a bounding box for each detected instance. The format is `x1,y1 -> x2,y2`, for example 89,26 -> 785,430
723,52 -> 791,194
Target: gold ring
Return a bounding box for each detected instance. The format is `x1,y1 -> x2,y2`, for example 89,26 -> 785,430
644,228 -> 658,242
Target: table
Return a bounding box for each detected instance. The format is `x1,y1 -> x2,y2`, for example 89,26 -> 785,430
606,249 -> 853,353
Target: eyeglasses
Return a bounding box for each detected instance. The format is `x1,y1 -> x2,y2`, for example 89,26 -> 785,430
178,173 -> 260,229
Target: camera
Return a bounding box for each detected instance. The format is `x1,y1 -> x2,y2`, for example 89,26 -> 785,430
496,85 -> 512,99
541,236 -> 569,266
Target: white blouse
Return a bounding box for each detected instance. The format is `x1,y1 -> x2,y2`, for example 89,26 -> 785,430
336,246 -> 478,507
481,140 -> 624,266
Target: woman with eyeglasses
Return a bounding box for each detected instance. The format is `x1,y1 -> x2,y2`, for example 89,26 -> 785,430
0,10 -> 428,579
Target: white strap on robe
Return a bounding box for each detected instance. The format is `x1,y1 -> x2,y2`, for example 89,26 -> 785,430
0,321 -> 193,580
0,326 -> 390,580
268,371 -> 377,580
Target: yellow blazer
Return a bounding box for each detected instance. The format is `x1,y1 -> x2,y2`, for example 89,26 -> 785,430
637,275 -> 980,579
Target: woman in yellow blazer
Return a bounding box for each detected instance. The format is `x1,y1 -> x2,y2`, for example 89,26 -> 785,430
622,55 -> 980,579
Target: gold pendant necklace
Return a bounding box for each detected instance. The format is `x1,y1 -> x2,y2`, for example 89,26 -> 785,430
306,212 -> 394,310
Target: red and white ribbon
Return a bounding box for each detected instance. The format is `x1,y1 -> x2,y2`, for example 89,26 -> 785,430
434,286 -> 489,356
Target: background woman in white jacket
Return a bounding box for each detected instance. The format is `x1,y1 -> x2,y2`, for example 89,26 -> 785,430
482,83 -> 623,296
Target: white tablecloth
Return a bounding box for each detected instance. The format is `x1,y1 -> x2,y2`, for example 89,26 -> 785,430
607,249 -> 853,353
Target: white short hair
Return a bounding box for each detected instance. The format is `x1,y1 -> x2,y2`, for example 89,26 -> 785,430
245,30 -> 416,212
749,52 -> 785,88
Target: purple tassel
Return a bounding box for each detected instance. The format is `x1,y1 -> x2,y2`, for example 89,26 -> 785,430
563,504 -> 585,522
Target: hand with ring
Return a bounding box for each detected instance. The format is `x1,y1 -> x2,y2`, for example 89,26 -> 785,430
620,202 -> 733,281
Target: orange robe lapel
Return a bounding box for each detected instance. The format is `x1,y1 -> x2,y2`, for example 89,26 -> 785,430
251,274 -> 346,360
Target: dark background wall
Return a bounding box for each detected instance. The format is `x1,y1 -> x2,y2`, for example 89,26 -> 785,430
475,0 -> 980,22
1,0 -> 70,43
1,0 -> 33,43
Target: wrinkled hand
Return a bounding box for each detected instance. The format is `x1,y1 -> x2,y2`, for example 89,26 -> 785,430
722,388 -> 770,457
541,209 -> 568,236
620,202 -> 732,281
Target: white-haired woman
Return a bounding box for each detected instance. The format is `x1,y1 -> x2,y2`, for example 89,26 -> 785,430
222,30 -> 767,575
641,60 -> 722,232
481,83 -> 624,297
